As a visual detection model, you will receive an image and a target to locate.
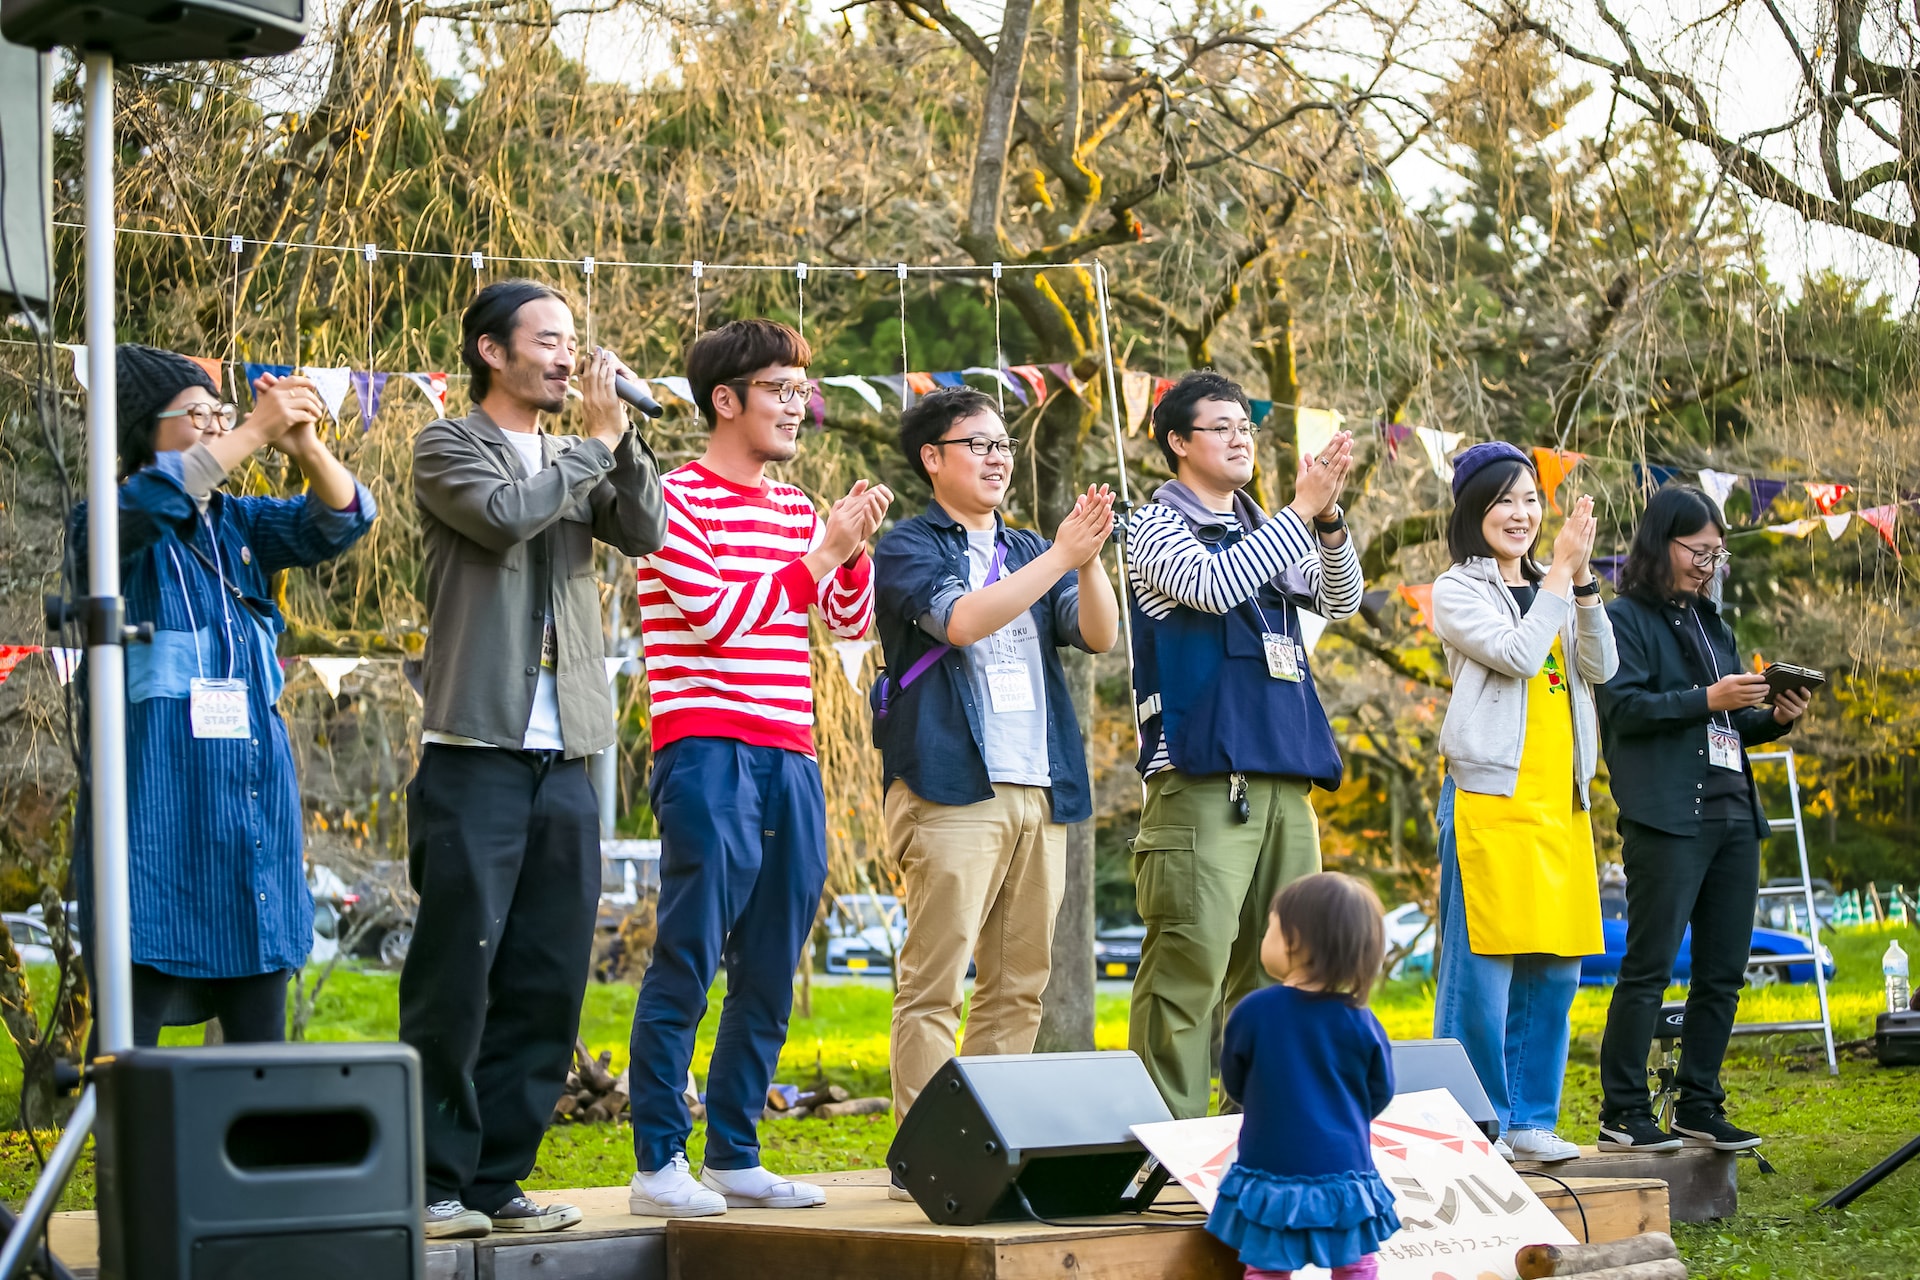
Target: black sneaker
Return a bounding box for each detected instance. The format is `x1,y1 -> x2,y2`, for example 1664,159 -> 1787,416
1673,1109 -> 1763,1151
1597,1113 -> 1683,1152
424,1199 -> 491,1240
487,1195 -> 583,1233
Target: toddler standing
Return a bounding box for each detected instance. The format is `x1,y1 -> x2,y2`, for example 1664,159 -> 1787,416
1207,873 -> 1402,1279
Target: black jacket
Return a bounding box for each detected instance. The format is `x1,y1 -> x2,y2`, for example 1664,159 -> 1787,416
1595,592 -> 1793,837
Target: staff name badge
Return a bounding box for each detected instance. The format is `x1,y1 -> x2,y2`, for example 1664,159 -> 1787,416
986,662 -> 1036,713
1707,724 -> 1742,771
1263,633 -> 1302,682
189,677 -> 250,739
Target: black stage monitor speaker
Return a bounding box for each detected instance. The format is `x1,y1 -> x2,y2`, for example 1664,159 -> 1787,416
92,1042 -> 424,1280
1391,1038 -> 1499,1140
887,1051 -> 1174,1226
2,0 -> 307,64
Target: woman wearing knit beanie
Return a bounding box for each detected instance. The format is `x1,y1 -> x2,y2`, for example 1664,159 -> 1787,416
73,346 -> 377,1046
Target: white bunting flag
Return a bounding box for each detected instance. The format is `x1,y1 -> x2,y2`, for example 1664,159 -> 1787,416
304,656 -> 365,699
1414,428 -> 1465,483
820,375 -> 884,413
1698,469 -> 1740,519
65,344 -> 87,390
1823,512 -> 1853,541
1765,519 -> 1821,538
46,648 -> 82,686
831,638 -> 876,688
305,367 -> 354,423
1296,408 -> 1345,465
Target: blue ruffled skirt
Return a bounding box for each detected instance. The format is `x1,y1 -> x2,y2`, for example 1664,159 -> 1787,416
1205,1163 -> 1402,1273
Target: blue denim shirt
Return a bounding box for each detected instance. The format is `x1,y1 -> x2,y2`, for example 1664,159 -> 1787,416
872,501 -> 1094,823
72,447 -> 377,978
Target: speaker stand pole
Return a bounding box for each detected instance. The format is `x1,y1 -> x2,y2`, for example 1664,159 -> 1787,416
0,49 -> 130,1280
1819,1133 -> 1920,1211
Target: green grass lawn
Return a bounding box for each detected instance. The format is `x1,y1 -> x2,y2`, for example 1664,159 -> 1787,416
1,923 -> 1915,1278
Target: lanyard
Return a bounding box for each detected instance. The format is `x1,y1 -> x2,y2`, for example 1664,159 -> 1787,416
1688,605 -> 1733,730
166,518 -> 238,680
1205,522 -> 1292,643
971,539 -> 1015,662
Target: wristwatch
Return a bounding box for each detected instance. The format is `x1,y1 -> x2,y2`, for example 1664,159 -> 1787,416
1573,579 -> 1601,598
1313,505 -> 1346,535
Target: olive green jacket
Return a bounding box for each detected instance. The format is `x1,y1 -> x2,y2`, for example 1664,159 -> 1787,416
413,406 -> 666,757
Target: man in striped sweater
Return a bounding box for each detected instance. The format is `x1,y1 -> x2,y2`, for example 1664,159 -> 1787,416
627,319 -> 890,1218
1124,370 -> 1362,1118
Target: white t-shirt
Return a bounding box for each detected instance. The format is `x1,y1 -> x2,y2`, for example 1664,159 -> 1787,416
422,429 -> 565,751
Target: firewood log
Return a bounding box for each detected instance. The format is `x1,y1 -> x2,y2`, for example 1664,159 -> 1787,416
1517,1234 -> 1681,1277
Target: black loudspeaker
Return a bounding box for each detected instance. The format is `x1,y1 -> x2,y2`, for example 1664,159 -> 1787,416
887,1051 -> 1174,1226
92,1043 -> 424,1280
1391,1038 -> 1499,1139
2,0 -> 307,63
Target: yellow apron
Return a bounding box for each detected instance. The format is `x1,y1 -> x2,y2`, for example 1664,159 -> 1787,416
1453,637 -> 1604,956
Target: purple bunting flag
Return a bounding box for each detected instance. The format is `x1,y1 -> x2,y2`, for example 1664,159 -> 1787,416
350,371 -> 390,430
1747,478 -> 1786,522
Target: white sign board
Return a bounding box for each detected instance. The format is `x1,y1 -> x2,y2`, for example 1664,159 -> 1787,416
1133,1089 -> 1576,1280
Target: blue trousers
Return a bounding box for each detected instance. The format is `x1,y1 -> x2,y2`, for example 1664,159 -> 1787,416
1433,779 -> 1582,1136
628,737 -> 828,1172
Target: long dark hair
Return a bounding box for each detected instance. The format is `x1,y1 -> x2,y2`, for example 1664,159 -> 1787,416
1446,457 -> 1544,583
1619,484 -> 1725,603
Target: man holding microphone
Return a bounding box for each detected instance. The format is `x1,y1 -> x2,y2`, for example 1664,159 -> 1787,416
402,280 -> 666,1240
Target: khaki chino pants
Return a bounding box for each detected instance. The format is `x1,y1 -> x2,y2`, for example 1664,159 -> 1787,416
1127,770 -> 1322,1118
886,781 -> 1067,1119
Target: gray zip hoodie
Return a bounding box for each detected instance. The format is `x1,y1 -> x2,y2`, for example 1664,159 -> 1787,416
1430,557 -> 1619,806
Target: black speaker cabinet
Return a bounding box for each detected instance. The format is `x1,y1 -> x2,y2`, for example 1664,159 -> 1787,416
2,0 -> 307,63
887,1051 -> 1174,1225
1390,1038 -> 1499,1139
92,1042 -> 424,1280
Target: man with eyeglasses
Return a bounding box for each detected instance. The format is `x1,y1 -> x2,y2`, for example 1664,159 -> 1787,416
627,318 -> 890,1218
870,387 -> 1119,1161
1124,370 -> 1364,1118
72,345 -> 373,1055
405,280 -> 666,1241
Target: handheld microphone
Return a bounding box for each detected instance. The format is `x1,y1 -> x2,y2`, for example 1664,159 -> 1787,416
614,375 -> 664,419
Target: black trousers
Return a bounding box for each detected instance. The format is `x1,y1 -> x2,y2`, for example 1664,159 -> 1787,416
398,745 -> 600,1211
132,965 -> 289,1047
1599,809 -> 1760,1120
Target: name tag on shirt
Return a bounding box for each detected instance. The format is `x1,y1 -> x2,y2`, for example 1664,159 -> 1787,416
1263,633 -> 1302,682
986,662 -> 1036,713
189,677 -> 250,739
1707,724 -> 1742,771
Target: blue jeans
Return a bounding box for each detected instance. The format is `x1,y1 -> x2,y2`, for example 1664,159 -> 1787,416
627,738 -> 829,1172
1433,779 -> 1582,1135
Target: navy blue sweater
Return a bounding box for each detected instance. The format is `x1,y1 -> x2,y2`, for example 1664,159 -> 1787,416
1222,985 -> 1395,1179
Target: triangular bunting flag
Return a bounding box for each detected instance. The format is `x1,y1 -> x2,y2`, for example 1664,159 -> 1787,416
1009,366 -> 1049,405
1045,363 -> 1086,397
831,638 -> 876,688
1415,428 -> 1463,483
1296,408 -> 1344,463
45,648 -> 81,685
304,656 -> 365,699
929,372 -> 966,389
244,364 -> 295,399
605,656 -> 630,684
1298,609 -> 1328,654
305,367 -> 353,422
65,344 -> 87,390
654,376 -> 693,405
0,645 -> 42,686
1632,463 -> 1679,495
1396,584 -> 1435,630
1805,482 -> 1852,515
1250,400 -> 1273,426
405,372 -> 449,416
350,371 -> 390,430
1380,422 -> 1413,459
1532,448 -> 1586,513
1593,554 -> 1626,585
1764,518 -> 1821,538
904,372 -> 938,396
1121,371 -> 1152,436
1150,377 -> 1176,407
869,373 -> 909,404
807,384 -> 827,428
1748,478 -> 1786,522
820,375 -> 884,413
963,366 -> 1027,405
187,356 -> 225,387
1697,469 -> 1739,516
1823,512 -> 1853,540
1859,504 -> 1899,553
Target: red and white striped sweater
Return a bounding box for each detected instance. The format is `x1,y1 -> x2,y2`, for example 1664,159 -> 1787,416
638,462 -> 874,756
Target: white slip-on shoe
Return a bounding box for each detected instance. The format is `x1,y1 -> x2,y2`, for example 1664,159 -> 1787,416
1494,1137 -> 1515,1161
700,1164 -> 827,1209
1506,1128 -> 1582,1163
629,1154 -> 728,1218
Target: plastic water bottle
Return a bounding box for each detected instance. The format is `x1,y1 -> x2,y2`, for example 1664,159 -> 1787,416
1886,940 -> 1911,1015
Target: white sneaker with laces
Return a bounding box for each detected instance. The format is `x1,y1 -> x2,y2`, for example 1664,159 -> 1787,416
1494,1137 -> 1515,1161
700,1164 -> 827,1209
629,1154 -> 728,1218
1506,1129 -> 1582,1163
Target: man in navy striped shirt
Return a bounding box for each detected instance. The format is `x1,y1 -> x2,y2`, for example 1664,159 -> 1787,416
1123,370 -> 1363,1118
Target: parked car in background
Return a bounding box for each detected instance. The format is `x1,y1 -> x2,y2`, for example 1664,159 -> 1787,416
1756,877 -> 1836,933
825,894 -> 905,975
1095,920 -> 1145,979
3,913 -> 76,965
332,861 -> 416,969
1382,903 -> 1436,978
1582,892 -> 1836,988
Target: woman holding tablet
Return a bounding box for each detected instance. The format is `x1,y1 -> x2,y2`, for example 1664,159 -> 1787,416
1595,485 -> 1811,1153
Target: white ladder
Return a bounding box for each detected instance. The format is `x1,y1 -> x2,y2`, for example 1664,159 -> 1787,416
1742,749 -> 1838,1076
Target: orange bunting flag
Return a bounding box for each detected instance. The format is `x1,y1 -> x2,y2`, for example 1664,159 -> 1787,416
0,645 -> 41,687
904,372 -> 938,396
1531,448 -> 1586,514
1804,482 -> 1851,515
1397,583 -> 1434,630
1858,504 -> 1899,554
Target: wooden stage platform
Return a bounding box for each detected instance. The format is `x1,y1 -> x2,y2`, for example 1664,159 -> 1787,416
43,1166 -> 1669,1280
1514,1145 -> 1737,1222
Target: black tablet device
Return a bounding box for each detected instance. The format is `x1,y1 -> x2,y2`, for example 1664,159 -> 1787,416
1762,662 -> 1826,704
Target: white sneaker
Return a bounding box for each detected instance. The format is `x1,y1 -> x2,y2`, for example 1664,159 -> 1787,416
700,1164 -> 827,1209
1494,1137 -> 1515,1161
629,1154 -> 728,1218
1507,1129 -> 1582,1163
